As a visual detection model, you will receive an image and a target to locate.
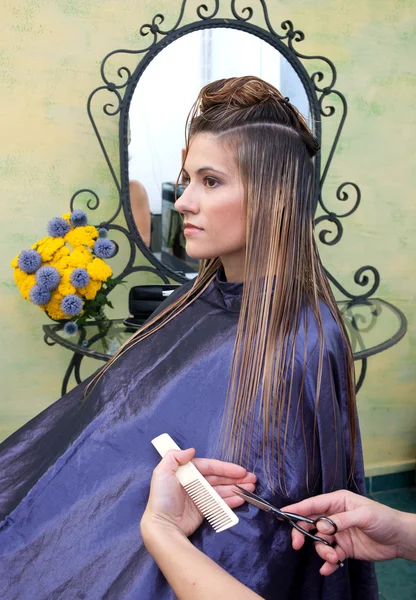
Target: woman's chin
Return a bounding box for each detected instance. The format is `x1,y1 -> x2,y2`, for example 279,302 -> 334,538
186,252 -> 209,260
184,244 -> 212,261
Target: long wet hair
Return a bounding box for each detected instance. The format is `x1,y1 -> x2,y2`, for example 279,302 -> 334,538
86,76 -> 357,492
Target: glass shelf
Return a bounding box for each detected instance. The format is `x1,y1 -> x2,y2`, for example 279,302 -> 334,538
43,297 -> 407,362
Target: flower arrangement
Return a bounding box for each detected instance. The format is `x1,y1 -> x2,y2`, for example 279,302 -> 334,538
11,210 -> 122,336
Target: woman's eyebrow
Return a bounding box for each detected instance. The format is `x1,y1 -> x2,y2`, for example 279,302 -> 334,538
182,166 -> 227,176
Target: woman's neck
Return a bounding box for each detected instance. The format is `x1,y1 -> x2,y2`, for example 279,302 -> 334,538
220,253 -> 245,283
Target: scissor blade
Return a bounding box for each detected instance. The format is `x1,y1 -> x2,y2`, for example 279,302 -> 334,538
234,491 -> 274,513
233,484 -> 274,513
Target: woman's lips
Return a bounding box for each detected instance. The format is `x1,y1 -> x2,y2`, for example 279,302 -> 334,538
184,223 -> 203,236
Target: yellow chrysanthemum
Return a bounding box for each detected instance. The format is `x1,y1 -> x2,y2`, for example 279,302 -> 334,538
46,306 -> 67,320
64,226 -> 98,249
55,269 -> 76,296
49,256 -> 70,274
78,279 -> 102,300
67,246 -> 93,269
31,236 -> 47,250
46,290 -> 63,304
61,213 -> 72,224
87,258 -> 112,282
84,225 -> 98,238
34,236 -> 65,262
10,254 -> 19,268
40,245 -> 70,269
58,268 -> 71,282
58,282 -> 77,296
53,245 -> 71,260
45,291 -> 67,321
17,273 -> 36,300
13,268 -> 28,287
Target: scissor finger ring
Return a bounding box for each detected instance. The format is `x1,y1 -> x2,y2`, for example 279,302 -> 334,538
314,516 -> 338,535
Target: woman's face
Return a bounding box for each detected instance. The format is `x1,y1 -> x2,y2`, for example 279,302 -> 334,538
174,133 -> 246,276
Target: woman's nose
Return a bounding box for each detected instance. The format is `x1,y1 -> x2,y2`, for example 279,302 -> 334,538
174,187 -> 199,214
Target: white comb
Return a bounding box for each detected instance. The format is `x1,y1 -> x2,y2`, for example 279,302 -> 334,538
151,433 -> 239,533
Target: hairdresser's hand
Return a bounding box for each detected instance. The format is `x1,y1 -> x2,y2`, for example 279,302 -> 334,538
141,449 -> 256,540
284,490 -> 416,575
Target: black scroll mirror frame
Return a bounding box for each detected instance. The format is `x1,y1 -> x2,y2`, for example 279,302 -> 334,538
72,0 -> 381,298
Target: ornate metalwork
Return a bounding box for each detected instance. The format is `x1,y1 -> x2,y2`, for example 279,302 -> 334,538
69,0 -> 380,299
338,297 -> 407,392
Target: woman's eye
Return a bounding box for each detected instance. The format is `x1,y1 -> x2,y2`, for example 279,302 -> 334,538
182,174 -> 190,185
204,177 -> 218,188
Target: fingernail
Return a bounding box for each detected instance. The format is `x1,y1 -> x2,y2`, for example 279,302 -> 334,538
320,522 -> 333,533
325,552 -> 335,562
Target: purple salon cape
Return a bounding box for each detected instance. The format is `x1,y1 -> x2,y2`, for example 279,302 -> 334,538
0,270 -> 378,599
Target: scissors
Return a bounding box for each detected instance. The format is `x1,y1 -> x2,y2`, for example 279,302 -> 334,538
233,484 -> 343,566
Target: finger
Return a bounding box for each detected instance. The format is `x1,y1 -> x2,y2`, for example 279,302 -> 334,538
214,482 -> 256,500
154,448 -> 195,476
314,538 -> 347,566
290,516 -> 331,552
224,495 -> 253,510
320,561 -> 341,577
205,472 -> 257,487
193,457 -> 254,480
292,527 -> 306,551
315,543 -> 348,577
318,506 -> 374,536
282,490 -> 351,519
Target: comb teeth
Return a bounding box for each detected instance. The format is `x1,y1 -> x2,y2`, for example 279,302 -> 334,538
183,480 -> 236,532
151,433 -> 239,533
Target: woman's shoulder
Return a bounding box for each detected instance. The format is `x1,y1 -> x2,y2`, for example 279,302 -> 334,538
295,299 -> 346,359
129,179 -> 147,194
290,301 -> 349,405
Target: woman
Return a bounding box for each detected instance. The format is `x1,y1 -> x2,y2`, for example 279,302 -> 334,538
0,76 -> 377,599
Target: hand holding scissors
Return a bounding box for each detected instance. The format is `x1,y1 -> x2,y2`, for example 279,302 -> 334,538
234,486 -> 416,576
282,490 -> 416,575
233,484 -> 343,567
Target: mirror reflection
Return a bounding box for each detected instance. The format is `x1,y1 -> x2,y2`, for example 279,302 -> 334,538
128,28 -> 311,277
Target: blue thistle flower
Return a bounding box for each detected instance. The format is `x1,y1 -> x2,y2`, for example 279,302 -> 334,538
30,285 -> 51,306
35,265 -> 61,291
61,294 -> 83,316
64,321 -> 79,336
47,217 -> 71,238
70,268 -> 90,288
18,249 -> 42,274
94,238 -> 116,259
70,210 -> 88,227
98,227 -> 108,239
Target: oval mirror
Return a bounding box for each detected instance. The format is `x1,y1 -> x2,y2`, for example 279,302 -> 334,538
127,28 -> 311,279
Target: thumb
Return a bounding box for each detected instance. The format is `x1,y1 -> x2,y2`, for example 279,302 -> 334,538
317,506 -> 373,535
157,448 -> 196,475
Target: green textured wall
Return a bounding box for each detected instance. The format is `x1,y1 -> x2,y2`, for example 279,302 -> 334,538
1,0 -> 415,475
